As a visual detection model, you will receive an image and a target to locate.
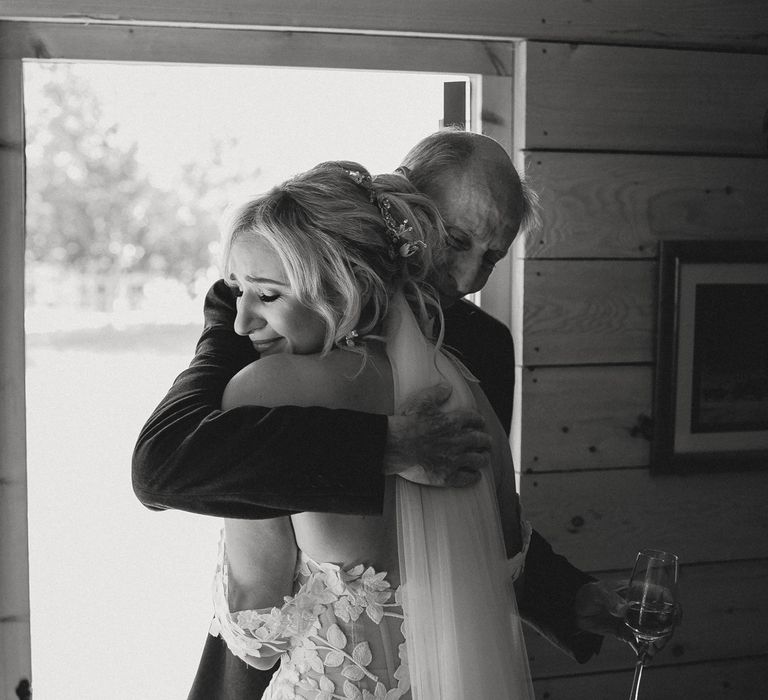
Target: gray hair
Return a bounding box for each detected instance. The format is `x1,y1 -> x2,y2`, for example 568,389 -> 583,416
399,130 -> 541,238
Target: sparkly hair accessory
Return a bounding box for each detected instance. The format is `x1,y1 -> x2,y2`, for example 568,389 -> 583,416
347,169 -> 373,193
345,169 -> 426,260
376,197 -> 426,259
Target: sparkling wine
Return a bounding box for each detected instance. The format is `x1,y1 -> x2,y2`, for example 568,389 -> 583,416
624,549 -> 679,700
625,600 -> 676,641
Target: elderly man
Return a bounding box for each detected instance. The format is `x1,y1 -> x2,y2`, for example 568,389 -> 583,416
133,131 -> 613,698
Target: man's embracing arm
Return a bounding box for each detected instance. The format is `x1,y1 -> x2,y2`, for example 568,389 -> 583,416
131,279 -> 388,518
132,280 -> 490,518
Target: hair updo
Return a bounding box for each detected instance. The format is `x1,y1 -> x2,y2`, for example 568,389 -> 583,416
221,160 -> 447,355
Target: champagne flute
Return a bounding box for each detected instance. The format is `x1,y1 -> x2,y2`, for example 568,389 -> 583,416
624,549 -> 679,700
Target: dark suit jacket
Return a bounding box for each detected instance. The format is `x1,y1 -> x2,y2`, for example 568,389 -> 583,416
132,281 -> 601,698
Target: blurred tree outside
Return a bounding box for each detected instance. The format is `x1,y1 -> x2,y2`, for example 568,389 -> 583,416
22,63 -> 255,699
24,63 -> 258,316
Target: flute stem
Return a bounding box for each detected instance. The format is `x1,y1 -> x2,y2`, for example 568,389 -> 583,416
628,657 -> 645,700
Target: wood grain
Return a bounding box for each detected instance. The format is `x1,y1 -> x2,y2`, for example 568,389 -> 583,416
0,56 -> 31,700
532,654 -> 768,700
523,153 -> 768,259
1,1 -> 766,50
0,21 -> 514,74
521,468 -> 768,570
526,558 -> 768,677
522,42 -> 768,154
519,365 -> 652,472
523,260 -> 656,365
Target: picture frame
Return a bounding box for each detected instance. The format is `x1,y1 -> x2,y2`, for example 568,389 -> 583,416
651,240 -> 768,473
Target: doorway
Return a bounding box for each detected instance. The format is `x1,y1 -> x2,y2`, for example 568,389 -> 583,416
23,60 -> 467,699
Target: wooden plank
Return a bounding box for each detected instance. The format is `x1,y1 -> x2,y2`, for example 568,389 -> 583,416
479,75 -> 513,153
521,469 -> 768,570
522,42 -> 768,155
0,1 -> 766,51
523,260 -> 656,365
0,57 -> 31,700
532,655 -> 768,700
519,365 -> 652,472
526,558 -> 768,677
0,21 -> 514,74
523,153 -> 768,259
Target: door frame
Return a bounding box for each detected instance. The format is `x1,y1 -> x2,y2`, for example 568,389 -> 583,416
0,19 -> 517,692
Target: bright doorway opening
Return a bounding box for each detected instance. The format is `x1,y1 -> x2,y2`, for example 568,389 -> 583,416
23,61 -> 466,699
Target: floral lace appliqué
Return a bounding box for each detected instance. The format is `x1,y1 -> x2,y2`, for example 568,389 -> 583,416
213,545 -> 409,700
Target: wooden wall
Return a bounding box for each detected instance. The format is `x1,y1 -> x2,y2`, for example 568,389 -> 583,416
513,40 -> 768,697
0,58 -> 31,699
2,0 -> 767,52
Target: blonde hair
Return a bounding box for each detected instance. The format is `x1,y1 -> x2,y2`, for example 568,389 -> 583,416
221,161 -> 446,355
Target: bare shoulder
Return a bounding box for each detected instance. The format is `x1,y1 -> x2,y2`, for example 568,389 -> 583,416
222,353 -> 326,409
222,346 -> 393,414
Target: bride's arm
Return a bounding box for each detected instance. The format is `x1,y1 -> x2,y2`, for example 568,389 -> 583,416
222,353 -> 343,411
224,517 -> 297,612
220,354 -> 309,613
215,359 -> 315,670
219,517 -> 297,670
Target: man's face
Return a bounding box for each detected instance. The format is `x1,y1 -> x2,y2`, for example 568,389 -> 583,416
429,160 -> 523,300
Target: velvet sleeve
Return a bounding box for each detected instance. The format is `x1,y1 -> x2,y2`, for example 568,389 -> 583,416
517,531 -> 603,663
131,280 -> 388,519
442,300 -> 515,433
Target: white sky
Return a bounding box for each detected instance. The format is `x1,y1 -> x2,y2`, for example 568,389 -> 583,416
25,61 -> 465,197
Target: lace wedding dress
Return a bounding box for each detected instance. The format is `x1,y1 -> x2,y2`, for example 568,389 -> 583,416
213,546 -> 409,699
211,294 -> 534,700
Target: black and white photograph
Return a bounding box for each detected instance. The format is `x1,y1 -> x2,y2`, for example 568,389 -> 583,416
1,4 -> 767,700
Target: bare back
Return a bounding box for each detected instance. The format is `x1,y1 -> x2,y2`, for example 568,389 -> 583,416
222,344 -> 400,612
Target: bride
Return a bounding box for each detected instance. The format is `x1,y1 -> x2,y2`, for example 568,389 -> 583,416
209,161 -> 534,699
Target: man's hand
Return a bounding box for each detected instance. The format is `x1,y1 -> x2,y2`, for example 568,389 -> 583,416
574,579 -> 631,641
384,383 -> 491,487
574,580 -> 682,658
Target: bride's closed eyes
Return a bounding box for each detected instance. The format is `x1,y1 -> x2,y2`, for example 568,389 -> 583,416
258,292 -> 281,303
229,286 -> 281,304
226,237 -> 328,355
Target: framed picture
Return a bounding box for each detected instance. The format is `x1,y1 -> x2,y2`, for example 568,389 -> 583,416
652,240 -> 768,473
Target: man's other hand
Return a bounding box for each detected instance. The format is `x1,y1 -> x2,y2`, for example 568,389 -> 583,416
574,579 -> 631,641
383,383 -> 491,487
574,579 -> 682,658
